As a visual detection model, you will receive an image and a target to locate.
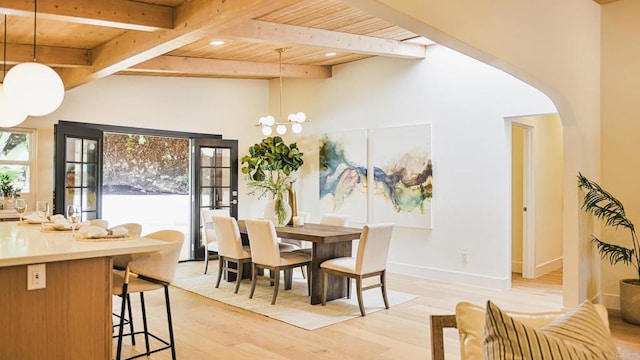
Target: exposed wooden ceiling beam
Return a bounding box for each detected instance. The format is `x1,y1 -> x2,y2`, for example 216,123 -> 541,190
220,20 -> 426,59
0,0 -> 173,31
0,43 -> 90,67
59,0 -> 304,89
129,55 -> 332,79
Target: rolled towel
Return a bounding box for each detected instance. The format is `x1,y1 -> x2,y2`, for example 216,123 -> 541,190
52,218 -> 72,230
77,225 -> 108,238
109,226 -> 129,237
50,214 -> 66,222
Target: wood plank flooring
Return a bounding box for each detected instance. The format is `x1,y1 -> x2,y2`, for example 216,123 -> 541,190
113,262 -> 640,359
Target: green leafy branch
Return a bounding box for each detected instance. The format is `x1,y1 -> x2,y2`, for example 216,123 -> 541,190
578,172 -> 640,279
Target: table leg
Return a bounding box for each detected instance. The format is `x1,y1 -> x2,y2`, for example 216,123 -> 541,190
310,241 -> 352,305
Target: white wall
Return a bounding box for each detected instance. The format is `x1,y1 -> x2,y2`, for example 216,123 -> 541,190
284,45 -> 556,289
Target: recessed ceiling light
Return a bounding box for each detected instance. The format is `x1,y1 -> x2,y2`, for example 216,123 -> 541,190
325,52 -> 337,57
209,40 -> 225,46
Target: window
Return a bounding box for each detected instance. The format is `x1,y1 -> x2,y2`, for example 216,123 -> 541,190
0,129 -> 34,195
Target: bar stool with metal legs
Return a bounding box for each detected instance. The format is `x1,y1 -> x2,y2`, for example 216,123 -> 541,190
112,230 -> 184,360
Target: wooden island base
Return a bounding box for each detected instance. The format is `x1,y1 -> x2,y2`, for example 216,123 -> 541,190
0,257 -> 112,359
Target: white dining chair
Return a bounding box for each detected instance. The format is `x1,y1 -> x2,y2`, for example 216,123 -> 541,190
213,215 -> 252,293
113,230 -> 184,360
280,211 -> 311,249
245,219 -> 311,305
320,214 -> 350,227
202,208 -> 230,274
320,223 -> 394,316
296,213 -> 350,278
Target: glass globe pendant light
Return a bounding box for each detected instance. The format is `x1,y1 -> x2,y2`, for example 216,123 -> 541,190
4,0 -> 65,117
0,14 -> 27,128
257,48 -> 307,135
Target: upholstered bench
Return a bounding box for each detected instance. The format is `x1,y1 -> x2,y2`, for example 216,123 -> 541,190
430,300 -> 615,360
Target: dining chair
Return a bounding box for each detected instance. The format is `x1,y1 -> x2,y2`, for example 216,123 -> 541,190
280,211 -> 311,248
202,208 -> 230,274
320,213 -> 350,227
113,230 -> 184,360
90,219 -> 109,228
296,213 -> 349,278
213,215 -> 252,293
112,223 -> 144,270
245,219 -> 312,305
320,223 -> 394,316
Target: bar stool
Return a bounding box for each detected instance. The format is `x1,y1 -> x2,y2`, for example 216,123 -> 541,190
113,230 -> 184,360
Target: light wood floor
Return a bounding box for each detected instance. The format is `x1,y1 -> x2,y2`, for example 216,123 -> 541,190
114,262 -> 640,359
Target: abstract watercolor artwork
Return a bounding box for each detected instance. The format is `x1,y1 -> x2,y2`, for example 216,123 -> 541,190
318,130 -> 367,223
370,124 -> 432,228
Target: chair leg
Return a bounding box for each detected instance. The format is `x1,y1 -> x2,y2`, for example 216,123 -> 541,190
204,251 -> 209,274
164,285 -> 177,360
271,268 -> 280,305
116,284 -> 129,360
234,260 -> 243,294
215,256 -> 224,288
306,265 -> 311,296
140,292 -> 151,355
346,277 -> 351,299
321,269 -> 327,306
301,266 -> 307,279
249,263 -> 258,299
126,294 -> 135,345
356,277 -> 366,316
381,270 -> 389,309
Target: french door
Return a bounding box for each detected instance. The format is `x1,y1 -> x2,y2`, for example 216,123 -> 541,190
53,123 -> 103,220
54,121 -> 238,261
192,138 -> 238,260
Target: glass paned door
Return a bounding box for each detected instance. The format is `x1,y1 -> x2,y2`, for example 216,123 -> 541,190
193,138 -> 238,260
54,123 -> 103,220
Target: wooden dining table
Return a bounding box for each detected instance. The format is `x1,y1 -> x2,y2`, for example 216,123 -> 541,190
236,220 -> 362,305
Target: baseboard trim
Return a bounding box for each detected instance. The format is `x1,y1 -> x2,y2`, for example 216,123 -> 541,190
388,261 -> 510,290
591,292 -> 620,310
512,261 -> 522,274
534,256 -> 563,278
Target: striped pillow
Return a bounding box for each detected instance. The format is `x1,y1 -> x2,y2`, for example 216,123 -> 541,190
483,300 -> 618,359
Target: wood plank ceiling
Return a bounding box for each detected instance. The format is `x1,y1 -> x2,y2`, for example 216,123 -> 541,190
0,0 -> 430,90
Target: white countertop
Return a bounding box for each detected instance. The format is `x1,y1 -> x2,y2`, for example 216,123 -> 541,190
0,221 -> 171,267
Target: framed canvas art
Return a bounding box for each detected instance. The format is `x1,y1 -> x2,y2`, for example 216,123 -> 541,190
318,130 -> 367,223
370,124 -> 432,228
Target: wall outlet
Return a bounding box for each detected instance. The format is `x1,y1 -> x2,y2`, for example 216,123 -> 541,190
27,264 -> 46,290
461,251 -> 469,264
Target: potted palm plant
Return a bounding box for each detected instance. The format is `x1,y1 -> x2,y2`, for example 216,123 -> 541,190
577,172 -> 640,325
241,136 -> 304,226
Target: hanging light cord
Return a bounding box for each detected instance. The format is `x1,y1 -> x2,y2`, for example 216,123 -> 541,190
278,48 -> 283,122
3,14 -> 6,82
33,0 -> 37,61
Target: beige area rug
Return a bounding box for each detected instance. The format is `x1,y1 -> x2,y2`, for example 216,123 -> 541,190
171,261 -> 417,330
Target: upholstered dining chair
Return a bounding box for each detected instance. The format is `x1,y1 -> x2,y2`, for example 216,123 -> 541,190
320,213 -> 350,227
280,211 -> 311,249
112,223 -> 144,270
113,230 -> 184,360
202,208 -> 230,274
245,219 -> 312,305
296,213 -> 350,278
320,223 -> 394,316
213,215 -> 252,294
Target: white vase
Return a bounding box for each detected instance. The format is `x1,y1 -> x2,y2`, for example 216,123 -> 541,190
264,198 -> 292,226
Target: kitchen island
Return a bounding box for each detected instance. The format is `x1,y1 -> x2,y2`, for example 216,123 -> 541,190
0,221 -> 170,359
